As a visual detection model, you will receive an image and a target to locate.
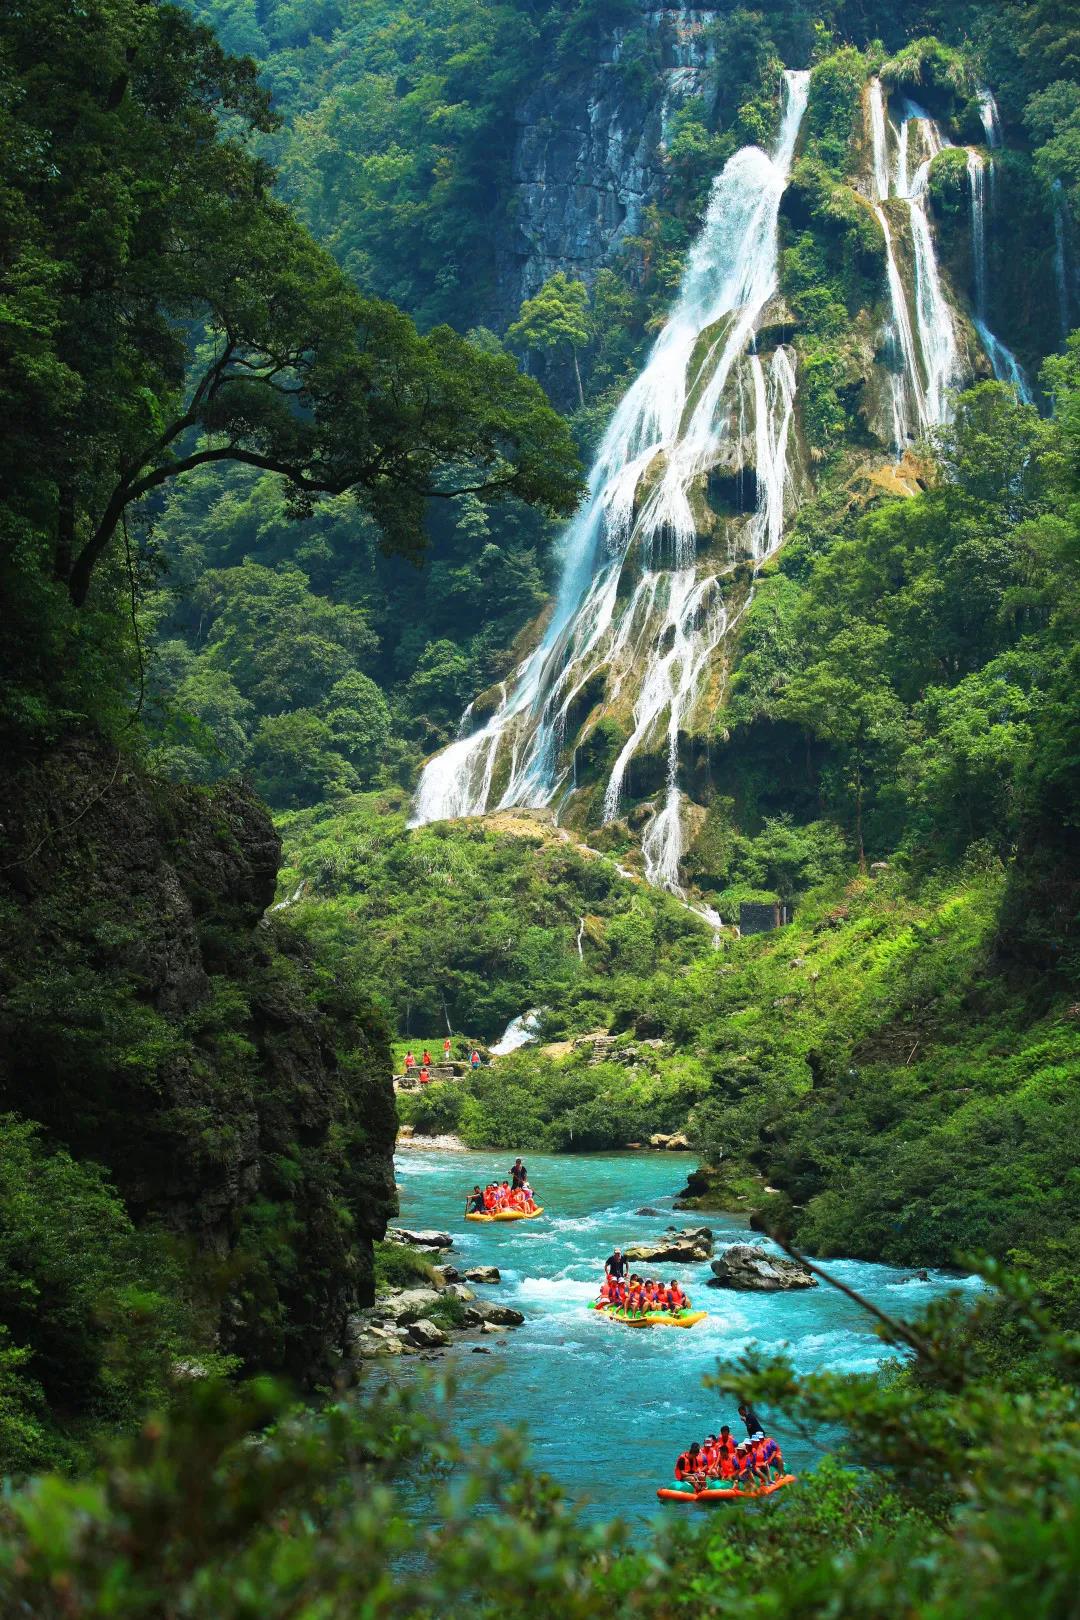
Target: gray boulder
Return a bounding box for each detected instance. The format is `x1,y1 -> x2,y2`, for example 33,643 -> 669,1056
407,1318 -> 451,1348
624,1227 -> 714,1264
445,1283 -> 476,1301
433,1263 -> 460,1284
372,1287 -> 445,1323
464,1266 -> 501,1284
345,1320 -> 406,1359
385,1227 -> 453,1250
708,1244 -> 817,1291
464,1301 -> 525,1328
635,1206 -> 666,1217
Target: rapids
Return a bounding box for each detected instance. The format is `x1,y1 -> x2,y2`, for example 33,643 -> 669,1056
393,1147 -> 977,1524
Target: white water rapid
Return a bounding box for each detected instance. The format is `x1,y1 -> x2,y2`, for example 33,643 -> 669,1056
412,71 -> 811,893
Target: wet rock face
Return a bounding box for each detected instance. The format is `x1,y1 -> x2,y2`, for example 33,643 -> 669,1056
0,741 -> 398,1382
494,5 -> 720,326
708,1244 -> 817,1291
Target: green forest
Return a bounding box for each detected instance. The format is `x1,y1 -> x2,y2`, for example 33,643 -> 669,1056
2,0 -> 1080,1610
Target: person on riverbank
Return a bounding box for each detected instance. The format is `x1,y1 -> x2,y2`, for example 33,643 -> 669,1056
470,1049 -> 481,1069
422,1049 -> 433,1068
403,1050 -> 415,1073
443,1036 -> 452,1060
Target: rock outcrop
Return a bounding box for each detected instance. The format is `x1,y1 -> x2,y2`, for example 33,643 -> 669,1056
386,1228 -> 454,1250
624,1227 -> 714,1263
708,1245 -> 817,1291
0,741 -> 398,1382
494,6 -> 718,329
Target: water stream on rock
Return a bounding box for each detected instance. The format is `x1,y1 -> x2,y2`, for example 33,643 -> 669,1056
393,1148 -> 979,1524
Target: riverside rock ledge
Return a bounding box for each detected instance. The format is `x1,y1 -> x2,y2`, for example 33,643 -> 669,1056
708,1244 -> 817,1291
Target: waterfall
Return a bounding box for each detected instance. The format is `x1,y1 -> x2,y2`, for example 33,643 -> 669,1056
412,70 -> 811,898
903,110 -> 960,426
967,147 -> 1033,402
967,149 -> 987,316
977,88 -> 1002,148
868,79 -> 926,448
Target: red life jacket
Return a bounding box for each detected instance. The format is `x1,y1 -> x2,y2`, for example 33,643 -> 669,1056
675,1452 -> 698,1480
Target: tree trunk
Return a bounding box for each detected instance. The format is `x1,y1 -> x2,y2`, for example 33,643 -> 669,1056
855,766 -> 866,872
572,349 -> 584,409
53,484 -> 75,583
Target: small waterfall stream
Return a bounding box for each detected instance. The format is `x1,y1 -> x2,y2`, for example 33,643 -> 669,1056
967,148 -> 1032,401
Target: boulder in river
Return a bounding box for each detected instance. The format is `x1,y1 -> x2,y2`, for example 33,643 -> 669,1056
635,1206 -> 667,1217
464,1301 -> 525,1327
407,1318 -> 450,1349
624,1227 -> 714,1263
385,1227 -> 453,1250
464,1266 -> 501,1284
708,1244 -> 817,1291
368,1287 -> 445,1323
345,1320 -> 406,1359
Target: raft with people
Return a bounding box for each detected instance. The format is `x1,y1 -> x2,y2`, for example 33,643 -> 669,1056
463,1161 -> 542,1222
658,1421 -> 794,1503
593,1266 -> 706,1328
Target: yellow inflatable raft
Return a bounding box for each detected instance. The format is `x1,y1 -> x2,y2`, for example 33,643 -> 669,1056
466,1206 -> 544,1223
592,1303 -> 706,1329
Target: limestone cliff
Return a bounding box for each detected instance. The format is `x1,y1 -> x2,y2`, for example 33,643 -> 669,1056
0,743 -> 397,1380
494,4 -> 720,323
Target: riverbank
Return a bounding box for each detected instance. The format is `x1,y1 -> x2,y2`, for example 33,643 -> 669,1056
397,1129 -> 468,1152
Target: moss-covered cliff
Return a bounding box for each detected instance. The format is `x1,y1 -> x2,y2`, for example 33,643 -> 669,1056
0,744 -> 397,1461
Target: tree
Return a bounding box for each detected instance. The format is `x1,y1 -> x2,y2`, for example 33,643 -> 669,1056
507,273 -> 591,407
0,0 -> 583,616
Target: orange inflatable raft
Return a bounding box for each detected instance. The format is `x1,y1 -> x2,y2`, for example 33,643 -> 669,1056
657,1474 -> 796,1503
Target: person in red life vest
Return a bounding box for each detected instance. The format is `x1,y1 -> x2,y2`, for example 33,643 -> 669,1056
598,1277 -> 613,1305
715,1441 -> 740,1483
626,1281 -> 644,1317
421,1049 -> 433,1067
418,1065 -> 431,1085
482,1184 -> 496,1211
674,1442 -> 704,1490
699,1435 -> 719,1475
755,1434 -> 784,1479
470,1049 -> 481,1069
666,1278 -> 688,1312
403,1051 -> 415,1073
443,1036 -> 452,1059
714,1426 -> 738,1468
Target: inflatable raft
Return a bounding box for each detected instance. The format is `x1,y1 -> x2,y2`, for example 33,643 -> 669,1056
657,1474 -> 796,1503
592,1303 -> 707,1329
466,1206 -> 544,1223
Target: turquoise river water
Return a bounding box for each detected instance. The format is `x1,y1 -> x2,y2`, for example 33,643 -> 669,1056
394,1147 -> 976,1523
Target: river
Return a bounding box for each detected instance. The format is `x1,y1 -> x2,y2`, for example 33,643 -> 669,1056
394,1147 -> 977,1524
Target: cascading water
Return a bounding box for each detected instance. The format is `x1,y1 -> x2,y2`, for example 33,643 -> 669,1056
977,87 -> 1002,149
868,79 -> 927,447
967,148 -> 1033,402
412,71 -> 811,895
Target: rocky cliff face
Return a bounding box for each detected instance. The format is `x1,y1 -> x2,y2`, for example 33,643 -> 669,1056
494,4 -> 720,323
0,743 -> 397,1380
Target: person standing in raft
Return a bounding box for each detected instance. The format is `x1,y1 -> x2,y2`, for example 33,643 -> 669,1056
605,1248 -> 629,1281
738,1401 -> 765,1439
465,1185 -> 486,1214
510,1158 -> 527,1189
